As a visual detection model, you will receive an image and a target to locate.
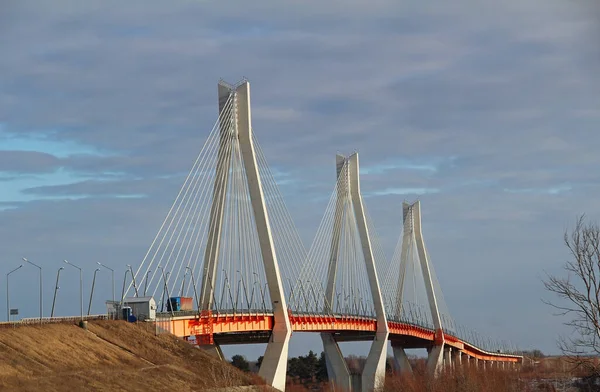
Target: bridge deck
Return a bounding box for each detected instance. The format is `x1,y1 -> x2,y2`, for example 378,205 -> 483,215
155,312 -> 521,363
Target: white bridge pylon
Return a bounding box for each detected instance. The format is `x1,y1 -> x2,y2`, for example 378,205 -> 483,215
291,153 -> 389,391
381,200 -> 451,376
130,80 -> 297,391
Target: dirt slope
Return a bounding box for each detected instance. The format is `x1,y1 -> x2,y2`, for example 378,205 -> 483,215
0,320 -> 267,392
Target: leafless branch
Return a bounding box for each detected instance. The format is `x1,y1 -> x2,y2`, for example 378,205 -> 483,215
544,216 -> 600,361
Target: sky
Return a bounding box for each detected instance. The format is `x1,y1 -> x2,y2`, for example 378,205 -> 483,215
1,0 -> 600,360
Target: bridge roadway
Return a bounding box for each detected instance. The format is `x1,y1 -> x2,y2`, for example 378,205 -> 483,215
155,311 -> 521,364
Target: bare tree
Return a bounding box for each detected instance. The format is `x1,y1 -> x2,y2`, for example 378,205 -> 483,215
544,216 -> 600,373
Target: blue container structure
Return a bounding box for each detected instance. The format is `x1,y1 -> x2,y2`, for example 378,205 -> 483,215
166,297 -> 193,312
167,297 -> 181,312
122,306 -> 132,320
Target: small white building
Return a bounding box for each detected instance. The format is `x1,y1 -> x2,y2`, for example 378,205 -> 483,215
122,296 -> 157,321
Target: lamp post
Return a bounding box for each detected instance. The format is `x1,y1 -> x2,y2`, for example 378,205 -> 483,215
126,264 -> 139,297
158,266 -> 173,316
88,268 -> 100,315
185,267 -> 200,310
22,257 -> 42,323
97,262 -> 115,303
143,270 -> 152,296
6,265 -> 23,321
51,267 -> 64,318
121,268 -> 131,308
181,271 -> 188,297
64,260 -> 83,321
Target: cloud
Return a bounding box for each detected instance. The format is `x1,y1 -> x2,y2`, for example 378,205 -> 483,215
503,185 -> 573,195
0,150 -> 61,173
0,0 -> 599,357
364,187 -> 440,197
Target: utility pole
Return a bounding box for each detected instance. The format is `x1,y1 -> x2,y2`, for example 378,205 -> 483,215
6,265 -> 23,321
88,268 -> 100,315
51,267 -> 64,317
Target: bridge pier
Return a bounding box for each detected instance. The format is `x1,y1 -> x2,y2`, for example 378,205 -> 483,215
361,330 -> 389,391
391,343 -> 413,374
451,349 -> 461,368
198,342 -> 224,360
320,332 -> 389,392
426,344 -> 445,376
321,333 -> 352,391
443,346 -> 452,369
260,327 -> 291,391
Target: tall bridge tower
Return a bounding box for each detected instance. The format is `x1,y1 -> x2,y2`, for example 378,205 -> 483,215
320,153 -> 388,392
392,201 -> 445,375
202,81 -> 291,390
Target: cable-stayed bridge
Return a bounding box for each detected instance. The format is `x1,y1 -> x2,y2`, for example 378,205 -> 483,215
127,80 -> 521,392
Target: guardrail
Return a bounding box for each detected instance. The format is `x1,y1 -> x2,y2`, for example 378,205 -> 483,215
0,314 -> 108,328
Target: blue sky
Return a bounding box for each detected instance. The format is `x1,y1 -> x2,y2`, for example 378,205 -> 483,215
1,0 -> 599,360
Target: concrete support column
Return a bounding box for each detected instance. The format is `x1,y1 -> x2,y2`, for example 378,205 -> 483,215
451,349 -> 461,368
427,344 -> 444,375
199,343 -> 224,360
443,346 -> 452,369
391,343 -> 413,374
321,333 -> 351,391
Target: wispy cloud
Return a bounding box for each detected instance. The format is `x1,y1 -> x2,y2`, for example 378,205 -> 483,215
362,157 -> 456,175
503,184 -> 573,195
0,0 -> 598,356
0,125 -> 113,158
364,187 -> 440,197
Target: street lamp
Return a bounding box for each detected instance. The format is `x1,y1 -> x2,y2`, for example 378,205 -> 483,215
181,270 -> 188,297
64,260 -> 83,321
51,267 -> 64,318
143,270 -> 152,296
121,268 -> 131,307
22,257 -> 42,323
97,262 -> 115,303
6,265 -> 23,321
158,266 -> 173,316
88,268 -> 101,316
185,267 -> 200,310
126,264 -> 139,297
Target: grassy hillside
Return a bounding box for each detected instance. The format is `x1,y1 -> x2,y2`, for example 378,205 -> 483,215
0,320 -> 266,391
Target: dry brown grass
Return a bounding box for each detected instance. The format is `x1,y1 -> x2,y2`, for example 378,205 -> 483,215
383,367 -> 525,392
0,320 -> 267,392
284,364 -> 546,392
